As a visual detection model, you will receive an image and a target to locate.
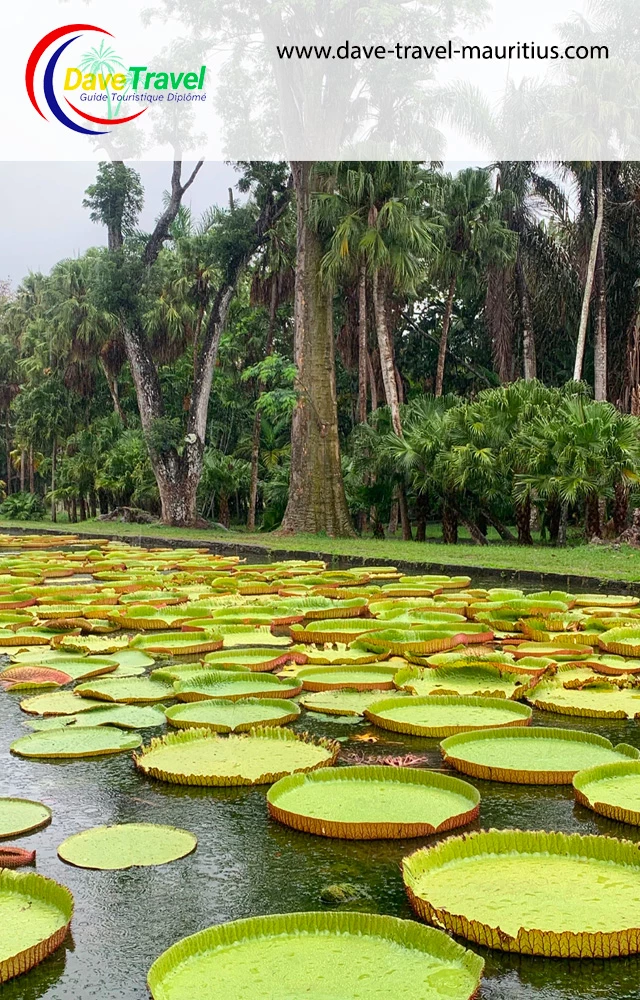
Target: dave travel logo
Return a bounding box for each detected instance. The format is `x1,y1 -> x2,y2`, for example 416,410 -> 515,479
26,25 -> 207,136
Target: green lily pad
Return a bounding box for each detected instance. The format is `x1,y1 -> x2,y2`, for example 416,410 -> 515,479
57,823 -> 197,870
440,726 -> 638,783
19,691 -> 106,716
135,727 -> 339,786
290,619 -> 388,643
527,677 -> 640,719
165,698 -> 300,733
0,666 -> 73,691
75,676 -> 174,704
11,727 -> 141,758
107,607 -> 192,629
573,761 -> 640,825
403,829 -> 640,957
201,648 -> 306,672
147,911 -> 483,1000
290,644 -> 381,665
300,689 -> 412,717
267,765 -> 480,839
296,664 -> 399,692
216,625 -> 292,648
365,695 -> 532,737
174,671 -> 302,702
25,705 -> 166,731
394,665 -> 530,701
0,798 -> 52,839
130,631 -> 223,655
0,869 -> 73,983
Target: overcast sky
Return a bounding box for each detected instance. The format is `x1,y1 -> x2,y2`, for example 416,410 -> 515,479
0,161 -> 239,288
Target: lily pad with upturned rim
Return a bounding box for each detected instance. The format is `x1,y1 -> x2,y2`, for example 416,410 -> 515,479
147,910 -> 483,1000
573,760 -> 640,825
0,666 -> 73,691
267,765 -> 480,839
0,869 -> 73,983
394,665 -> 531,701
289,644 -> 382,665
526,677 -> 640,719
165,698 -> 300,732
403,828 -> 640,957
201,648 -> 307,673
134,726 -> 339,786
25,704 -> 166,731
173,671 -> 302,702
365,695 -> 532,737
19,691 -> 106,716
0,798 -> 52,839
130,631 -> 223,655
11,727 -> 141,758
57,823 -> 197,870
296,664 -> 399,692
440,726 -> 638,784
300,689 -> 412,717
75,676 -> 174,704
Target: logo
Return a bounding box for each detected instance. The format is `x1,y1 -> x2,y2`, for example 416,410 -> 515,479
26,25 -> 207,135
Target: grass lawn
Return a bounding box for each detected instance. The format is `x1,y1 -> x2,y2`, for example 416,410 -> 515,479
1,516 -> 640,585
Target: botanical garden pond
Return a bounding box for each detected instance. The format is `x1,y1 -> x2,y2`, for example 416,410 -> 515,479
2,535 -> 640,999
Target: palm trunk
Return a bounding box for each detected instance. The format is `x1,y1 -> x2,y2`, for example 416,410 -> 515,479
247,279 -> 278,531
280,162 -> 354,536
357,261 -> 368,423
435,274 -> 456,397
19,450 -> 25,493
515,253 -> 536,380
515,496 -> 533,546
372,268 -> 402,435
29,445 -> 34,493
556,502 -> 569,547
614,482 -> 630,535
442,495 -> 458,544
366,352 -> 378,411
594,218 -> 607,401
483,510 -> 516,542
416,491 -> 428,542
574,160 -> 604,382
50,440 -> 56,522
585,494 -> 602,540
388,495 -> 399,536
398,483 -> 412,541
100,359 -> 126,423
5,426 -> 10,496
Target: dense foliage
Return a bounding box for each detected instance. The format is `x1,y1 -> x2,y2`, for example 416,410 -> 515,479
2,159 -> 640,544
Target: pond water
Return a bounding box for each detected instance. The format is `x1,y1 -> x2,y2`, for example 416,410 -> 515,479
1,544 -> 640,999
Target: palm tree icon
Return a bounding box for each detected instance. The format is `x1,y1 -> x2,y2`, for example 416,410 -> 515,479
77,41 -> 130,120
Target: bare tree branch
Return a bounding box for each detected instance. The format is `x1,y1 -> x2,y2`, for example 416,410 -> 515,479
143,160 -> 205,267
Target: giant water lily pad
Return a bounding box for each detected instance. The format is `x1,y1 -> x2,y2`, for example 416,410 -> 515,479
0,665 -> 73,691
201,648 -> 306,672
0,869 -> 73,983
0,798 -> 52,839
165,698 -> 300,733
20,691 -> 105,716
215,625 -> 292,647
10,648 -> 154,670
58,823 -> 197,870
365,695 -> 532,737
296,664 -> 399,692
394,665 -> 530,701
107,607 -> 192,630
354,627 -> 491,656
440,726 -> 638,784
290,644 -> 381,665
300,689 -> 412,717
26,705 -> 166,731
130,631 -> 223,655
11,727 -> 141,758
588,655 -> 640,676
403,828 -> 640,957
598,627 -> 640,657
147,910 -> 483,1000
290,619 -> 388,644
75,676 -> 174,704
135,727 -> 339,786
174,671 -> 302,702
267,766 -> 480,839
527,677 -> 640,719
573,761 -> 640,825
54,634 -> 132,655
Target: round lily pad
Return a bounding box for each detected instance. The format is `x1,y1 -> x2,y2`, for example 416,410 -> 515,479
174,671 -> 302,702
130,631 -> 223,655
75,676 -> 174,704
0,798 -> 52,839
147,910 -> 483,1000
300,689 -> 411,717
135,727 -> 339,786
573,761 -> 640,825
527,677 -> 640,719
25,705 -> 166,731
440,726 -> 639,784
54,634 -> 132,655
394,665 -> 530,701
165,698 -> 300,733
58,823 -> 197,870
11,727 -> 142,759
0,666 -> 72,691
403,828 -> 640,957
296,664 -> 398,692
267,766 -> 480,839
19,691 -> 106,716
291,645 -> 380,665
365,695 -> 532,737
201,649 -> 306,672
0,869 -> 73,983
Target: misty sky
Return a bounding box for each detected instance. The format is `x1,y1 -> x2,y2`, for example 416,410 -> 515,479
0,161 -> 239,287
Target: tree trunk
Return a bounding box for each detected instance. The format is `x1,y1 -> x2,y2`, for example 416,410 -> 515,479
594,219 -> 607,401
357,262 -> 368,423
442,497 -> 458,544
486,265 -> 515,384
515,496 -> 533,546
460,515 -> 488,546
218,493 -> 230,528
435,274 -> 456,397
247,278 -> 278,532
100,359 -> 126,423
515,253 -> 536,380
398,484 -> 412,541
70,497 -> 77,523
29,444 -> 34,494
416,491 -> 428,542
280,162 -> 354,537
5,427 -> 10,496
546,497 -> 561,545
574,160 -> 604,382
50,440 -> 56,522
372,268 -> 402,435
483,510 -> 516,542
79,496 -> 87,522
366,352 -> 378,411
89,491 -> 97,519
556,501 -> 569,547
98,490 -> 109,516
585,494 -> 602,540
387,496 -> 399,536
613,481 -> 630,535
19,450 -> 25,493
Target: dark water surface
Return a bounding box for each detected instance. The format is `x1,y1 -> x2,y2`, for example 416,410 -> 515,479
2,572 -> 640,997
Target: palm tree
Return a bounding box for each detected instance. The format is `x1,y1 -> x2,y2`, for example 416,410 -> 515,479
431,168 -> 516,397
78,42 -> 127,121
